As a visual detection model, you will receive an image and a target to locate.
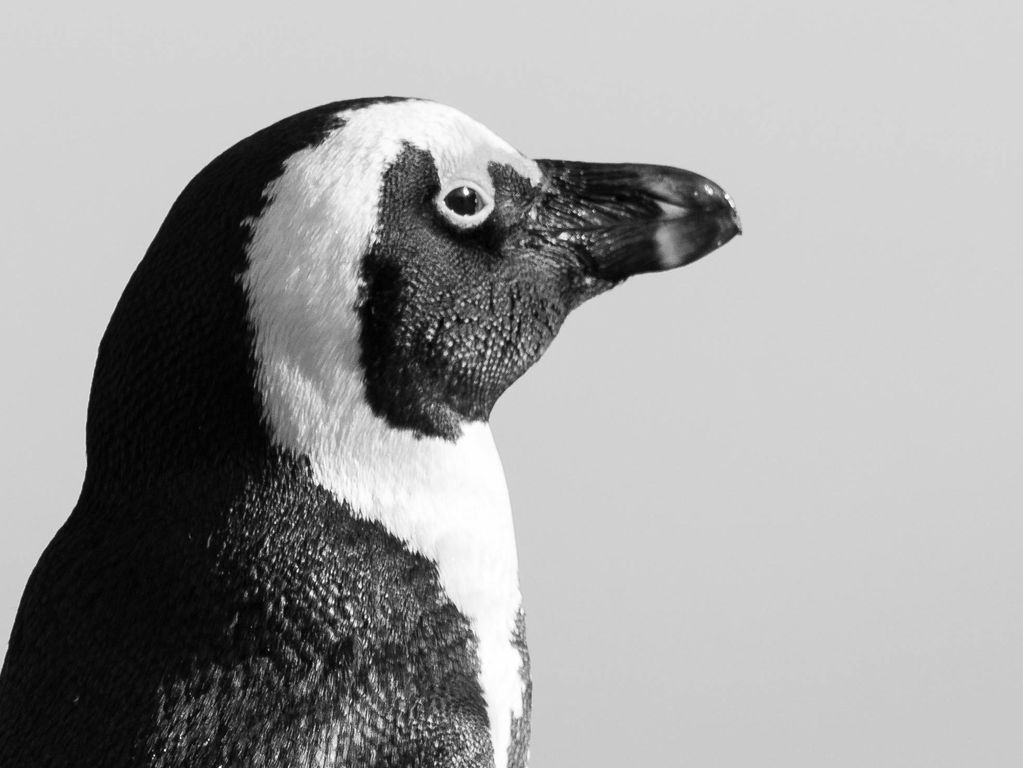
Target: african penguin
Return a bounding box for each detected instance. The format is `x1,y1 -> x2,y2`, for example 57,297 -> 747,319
0,97 -> 741,767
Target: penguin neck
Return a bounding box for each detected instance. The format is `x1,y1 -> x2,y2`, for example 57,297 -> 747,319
311,398 -> 519,599
253,340 -> 520,587
259,349 -> 522,620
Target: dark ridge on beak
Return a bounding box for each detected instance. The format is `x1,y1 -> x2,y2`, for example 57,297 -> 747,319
534,160 -> 742,282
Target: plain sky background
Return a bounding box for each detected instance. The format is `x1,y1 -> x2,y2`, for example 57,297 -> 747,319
2,2 -> 1021,766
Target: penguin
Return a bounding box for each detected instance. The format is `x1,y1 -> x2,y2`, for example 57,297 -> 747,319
0,97 -> 740,767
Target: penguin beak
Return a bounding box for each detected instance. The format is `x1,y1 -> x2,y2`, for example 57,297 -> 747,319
531,160 -> 742,282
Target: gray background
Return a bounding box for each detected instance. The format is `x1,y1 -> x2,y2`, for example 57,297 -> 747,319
2,2 -> 1021,766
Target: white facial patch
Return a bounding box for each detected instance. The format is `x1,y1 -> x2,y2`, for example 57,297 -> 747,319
241,100 -> 538,768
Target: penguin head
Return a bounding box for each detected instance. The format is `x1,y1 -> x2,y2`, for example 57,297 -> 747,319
242,98 -> 741,444
87,98 -> 740,480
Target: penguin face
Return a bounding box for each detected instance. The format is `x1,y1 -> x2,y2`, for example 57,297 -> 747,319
243,99 -> 740,443
358,142 -> 574,440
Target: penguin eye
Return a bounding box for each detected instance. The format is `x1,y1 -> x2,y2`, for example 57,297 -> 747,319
444,187 -> 482,216
435,181 -> 493,229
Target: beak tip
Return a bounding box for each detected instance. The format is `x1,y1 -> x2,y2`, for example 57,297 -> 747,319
721,190 -> 742,235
